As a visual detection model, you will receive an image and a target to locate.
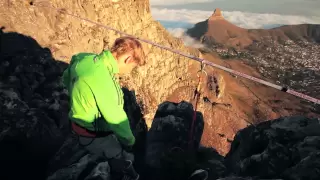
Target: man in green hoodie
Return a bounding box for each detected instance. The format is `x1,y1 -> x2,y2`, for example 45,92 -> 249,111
62,36 -> 145,161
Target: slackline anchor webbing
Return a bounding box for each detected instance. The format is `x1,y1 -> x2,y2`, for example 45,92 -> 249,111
188,62 -> 207,149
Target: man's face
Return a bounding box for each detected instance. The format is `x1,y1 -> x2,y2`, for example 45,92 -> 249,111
117,53 -> 138,74
122,61 -> 137,74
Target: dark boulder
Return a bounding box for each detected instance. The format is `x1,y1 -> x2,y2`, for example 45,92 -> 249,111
225,116 -> 320,180
145,101 -> 205,180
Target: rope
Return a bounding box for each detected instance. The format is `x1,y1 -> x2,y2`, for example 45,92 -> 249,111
188,63 -> 207,149
30,2 -> 320,105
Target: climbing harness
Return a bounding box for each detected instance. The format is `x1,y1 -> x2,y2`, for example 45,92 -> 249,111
188,62 -> 207,149
30,2 -> 320,105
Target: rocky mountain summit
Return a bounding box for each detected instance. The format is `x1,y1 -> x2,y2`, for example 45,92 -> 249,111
1,28 -> 320,180
186,8 -> 320,100
209,8 -> 224,20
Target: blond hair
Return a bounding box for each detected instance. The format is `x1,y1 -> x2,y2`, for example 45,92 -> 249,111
110,36 -> 146,66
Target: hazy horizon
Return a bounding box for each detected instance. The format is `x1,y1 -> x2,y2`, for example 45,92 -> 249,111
151,0 -> 320,17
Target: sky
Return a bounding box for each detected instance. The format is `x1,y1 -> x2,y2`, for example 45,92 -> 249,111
149,0 -> 320,45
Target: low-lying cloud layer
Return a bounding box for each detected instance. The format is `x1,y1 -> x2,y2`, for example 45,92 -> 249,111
167,27 -> 205,48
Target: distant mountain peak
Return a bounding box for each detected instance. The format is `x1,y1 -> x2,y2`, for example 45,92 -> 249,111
209,8 -> 224,21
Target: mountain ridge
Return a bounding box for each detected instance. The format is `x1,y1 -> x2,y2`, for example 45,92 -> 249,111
187,8 -> 320,49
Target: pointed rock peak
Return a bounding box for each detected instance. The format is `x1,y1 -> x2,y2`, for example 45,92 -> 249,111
213,8 -> 222,16
209,8 -> 224,20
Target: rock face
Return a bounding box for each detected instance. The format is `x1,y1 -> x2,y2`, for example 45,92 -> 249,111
225,116 -> 320,179
47,153 -> 111,180
213,8 -> 222,17
145,101 -> 204,180
209,8 -> 224,20
0,0 -> 200,125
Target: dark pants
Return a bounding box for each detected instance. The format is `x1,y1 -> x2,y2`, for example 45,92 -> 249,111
77,133 -> 134,161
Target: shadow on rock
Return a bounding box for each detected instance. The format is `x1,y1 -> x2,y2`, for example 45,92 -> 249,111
0,29 -> 70,180
122,87 -> 148,178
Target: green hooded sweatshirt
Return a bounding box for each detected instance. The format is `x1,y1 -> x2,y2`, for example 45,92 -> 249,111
62,50 -> 135,146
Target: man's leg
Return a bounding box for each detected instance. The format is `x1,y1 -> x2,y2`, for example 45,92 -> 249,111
78,134 -> 133,161
78,134 -> 138,179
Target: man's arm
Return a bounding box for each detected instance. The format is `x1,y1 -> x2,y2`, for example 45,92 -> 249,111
62,55 -> 78,89
62,68 -> 70,89
89,65 -> 135,146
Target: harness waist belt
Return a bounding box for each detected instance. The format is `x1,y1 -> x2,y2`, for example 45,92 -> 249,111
71,122 -> 113,137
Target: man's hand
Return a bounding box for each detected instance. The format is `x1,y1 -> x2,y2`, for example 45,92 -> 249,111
122,144 -> 134,153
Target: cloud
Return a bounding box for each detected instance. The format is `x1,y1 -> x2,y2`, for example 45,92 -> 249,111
222,11 -> 320,29
150,0 -> 216,6
151,8 -> 320,29
167,28 -> 205,49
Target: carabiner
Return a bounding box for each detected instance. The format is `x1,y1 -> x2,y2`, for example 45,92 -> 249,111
197,61 -> 207,78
